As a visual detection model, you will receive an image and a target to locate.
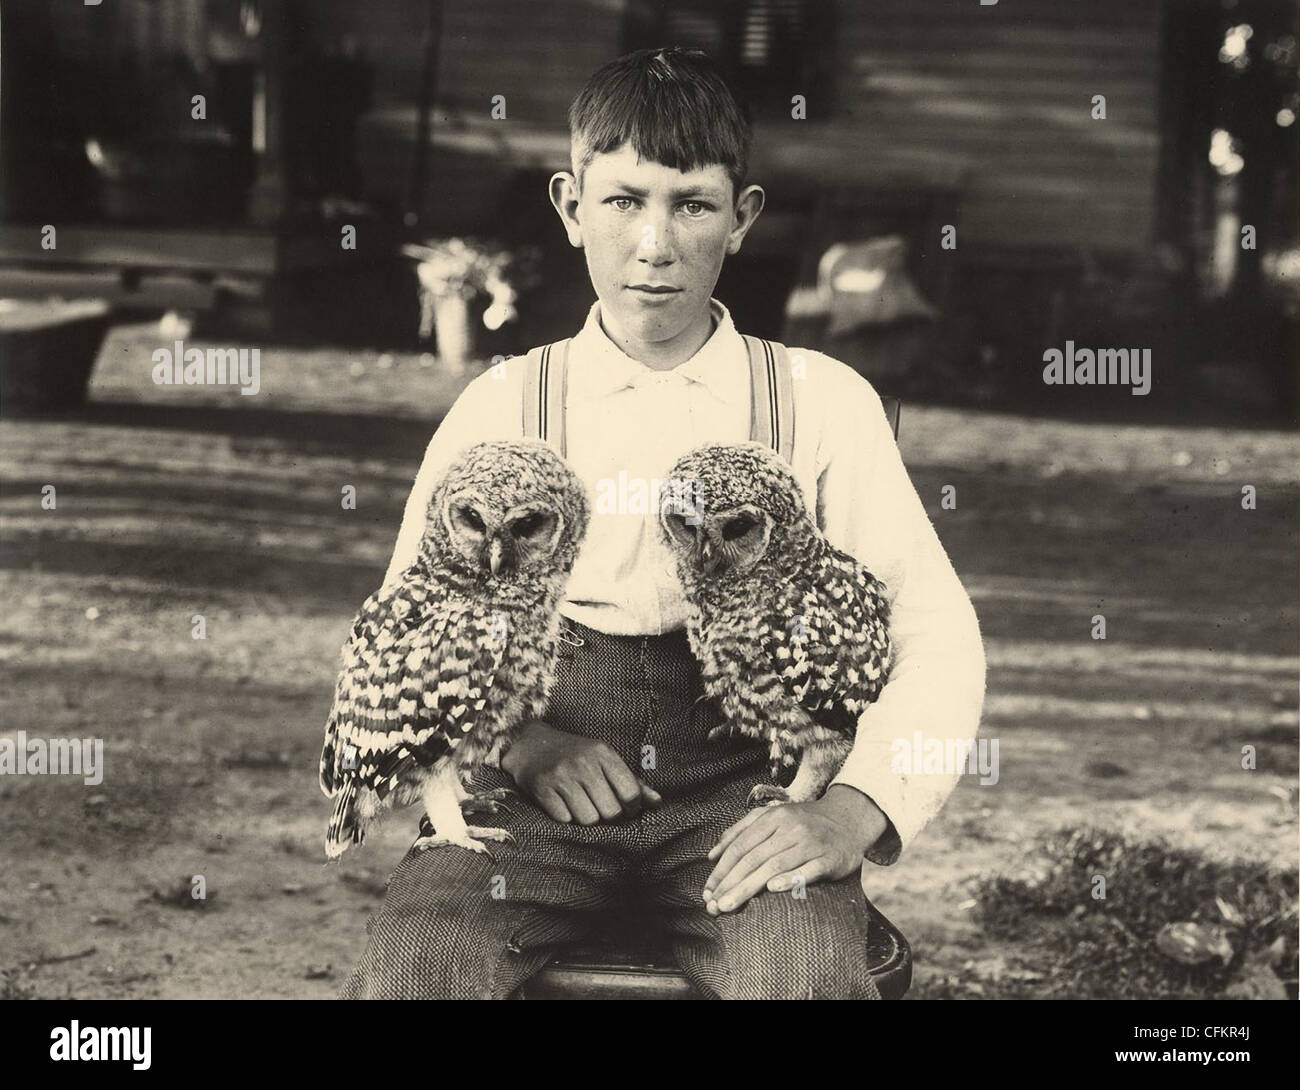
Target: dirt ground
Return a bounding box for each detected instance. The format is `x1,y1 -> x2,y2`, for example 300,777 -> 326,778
1,323 -> 1296,999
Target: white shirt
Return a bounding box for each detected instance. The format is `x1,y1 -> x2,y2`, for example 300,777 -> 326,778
384,298 -> 986,863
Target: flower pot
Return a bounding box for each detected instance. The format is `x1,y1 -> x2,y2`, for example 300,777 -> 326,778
432,292 -> 475,368
0,299 -> 110,413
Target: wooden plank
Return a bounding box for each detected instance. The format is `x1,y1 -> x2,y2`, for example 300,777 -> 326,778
0,227 -> 278,275
841,25 -> 1162,53
840,0 -> 1160,30
0,298 -> 109,332
0,268 -> 218,311
827,0 -> 1164,258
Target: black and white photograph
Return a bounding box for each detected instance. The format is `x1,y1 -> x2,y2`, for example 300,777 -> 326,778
0,0 -> 1297,1032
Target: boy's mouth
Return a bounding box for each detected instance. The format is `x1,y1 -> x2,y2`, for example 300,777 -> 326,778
627,284 -> 682,295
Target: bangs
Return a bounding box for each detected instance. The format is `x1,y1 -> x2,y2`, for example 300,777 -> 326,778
569,48 -> 752,194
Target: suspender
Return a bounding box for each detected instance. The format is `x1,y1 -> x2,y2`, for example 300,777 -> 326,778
520,338 -> 572,455
521,334 -> 795,463
741,334 -> 796,465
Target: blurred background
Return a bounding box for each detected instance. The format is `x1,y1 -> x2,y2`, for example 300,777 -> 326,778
2,0 -> 1298,417
0,0 -> 1296,1001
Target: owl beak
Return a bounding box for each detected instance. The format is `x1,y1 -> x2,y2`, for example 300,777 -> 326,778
699,537 -> 721,574
488,537 -> 506,576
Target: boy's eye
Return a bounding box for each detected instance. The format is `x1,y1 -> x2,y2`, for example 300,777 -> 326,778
605,197 -> 712,215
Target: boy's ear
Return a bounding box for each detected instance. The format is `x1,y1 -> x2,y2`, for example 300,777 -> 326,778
726,183 -> 766,256
549,171 -> 584,249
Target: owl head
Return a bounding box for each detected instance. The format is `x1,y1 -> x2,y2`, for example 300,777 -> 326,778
422,440 -> 590,581
658,441 -> 813,579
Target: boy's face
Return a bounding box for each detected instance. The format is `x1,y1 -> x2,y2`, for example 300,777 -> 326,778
550,143 -> 764,359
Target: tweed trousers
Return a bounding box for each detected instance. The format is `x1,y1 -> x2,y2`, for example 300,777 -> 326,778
339,618 -> 883,1000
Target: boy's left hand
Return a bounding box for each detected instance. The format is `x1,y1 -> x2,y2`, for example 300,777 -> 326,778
702,785 -> 889,914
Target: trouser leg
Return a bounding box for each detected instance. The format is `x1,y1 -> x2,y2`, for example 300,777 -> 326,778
641,780 -> 883,1001
339,776 -> 624,1000
339,621 -> 643,1000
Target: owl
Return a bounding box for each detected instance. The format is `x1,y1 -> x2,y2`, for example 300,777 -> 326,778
658,441 -> 891,807
319,440 -> 590,858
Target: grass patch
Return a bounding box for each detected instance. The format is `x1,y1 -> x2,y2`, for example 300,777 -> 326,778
963,826 -> 1297,999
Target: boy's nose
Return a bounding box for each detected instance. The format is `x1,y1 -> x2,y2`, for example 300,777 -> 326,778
637,220 -> 678,263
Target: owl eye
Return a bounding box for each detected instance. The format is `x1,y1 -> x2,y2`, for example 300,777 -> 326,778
722,515 -> 757,541
511,513 -> 547,537
458,507 -> 486,532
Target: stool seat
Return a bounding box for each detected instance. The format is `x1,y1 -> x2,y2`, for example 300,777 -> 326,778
514,900 -> 912,1000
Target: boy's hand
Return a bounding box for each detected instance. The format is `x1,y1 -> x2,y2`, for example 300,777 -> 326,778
701,785 -> 889,914
501,718 -> 664,824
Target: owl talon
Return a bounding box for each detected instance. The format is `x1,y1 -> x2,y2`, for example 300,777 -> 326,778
706,724 -> 734,744
413,833 -> 491,855
461,787 -> 517,816
747,784 -> 790,808
464,800 -> 511,816
413,825 -> 513,856
466,825 -> 515,844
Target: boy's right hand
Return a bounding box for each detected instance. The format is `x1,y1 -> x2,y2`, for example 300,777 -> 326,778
501,719 -> 664,824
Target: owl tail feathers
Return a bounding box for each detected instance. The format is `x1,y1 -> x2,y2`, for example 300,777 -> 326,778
324,780 -> 366,860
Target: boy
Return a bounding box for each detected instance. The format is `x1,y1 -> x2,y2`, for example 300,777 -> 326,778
340,47 -> 985,1000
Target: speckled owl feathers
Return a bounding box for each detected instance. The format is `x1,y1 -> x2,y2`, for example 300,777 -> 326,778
319,440 -> 589,857
660,441 -> 891,798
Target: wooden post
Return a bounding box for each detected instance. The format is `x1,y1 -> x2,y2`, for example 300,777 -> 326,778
407,0 -> 444,226
248,0 -> 289,226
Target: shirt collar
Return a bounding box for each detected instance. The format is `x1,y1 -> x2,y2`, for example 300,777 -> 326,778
569,297 -> 747,403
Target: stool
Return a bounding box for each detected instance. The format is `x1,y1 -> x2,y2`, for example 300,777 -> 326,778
513,897 -> 912,1000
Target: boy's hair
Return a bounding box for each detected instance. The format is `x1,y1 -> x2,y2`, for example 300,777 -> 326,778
568,47 -> 752,199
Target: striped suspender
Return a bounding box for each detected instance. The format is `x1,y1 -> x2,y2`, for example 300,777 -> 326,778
523,334 -> 794,464
520,338 -> 572,456
742,334 -> 796,464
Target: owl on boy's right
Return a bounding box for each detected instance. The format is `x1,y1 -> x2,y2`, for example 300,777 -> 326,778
319,440 -> 589,859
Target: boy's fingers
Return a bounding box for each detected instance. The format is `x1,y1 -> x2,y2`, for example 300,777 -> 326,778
598,755 -> 644,815
584,774 -> 626,821
638,780 -> 664,806
711,846 -> 812,913
535,786 -> 572,823
706,809 -> 763,862
767,859 -> 829,893
555,782 -> 601,825
709,834 -> 800,906
704,816 -> 783,894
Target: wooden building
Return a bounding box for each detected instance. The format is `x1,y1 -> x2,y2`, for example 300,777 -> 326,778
3,0 -> 1294,379
335,0 -> 1165,256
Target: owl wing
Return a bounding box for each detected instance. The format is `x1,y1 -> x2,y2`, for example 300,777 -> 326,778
760,548 -> 892,734
319,571 -> 507,804
365,604 -> 507,804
